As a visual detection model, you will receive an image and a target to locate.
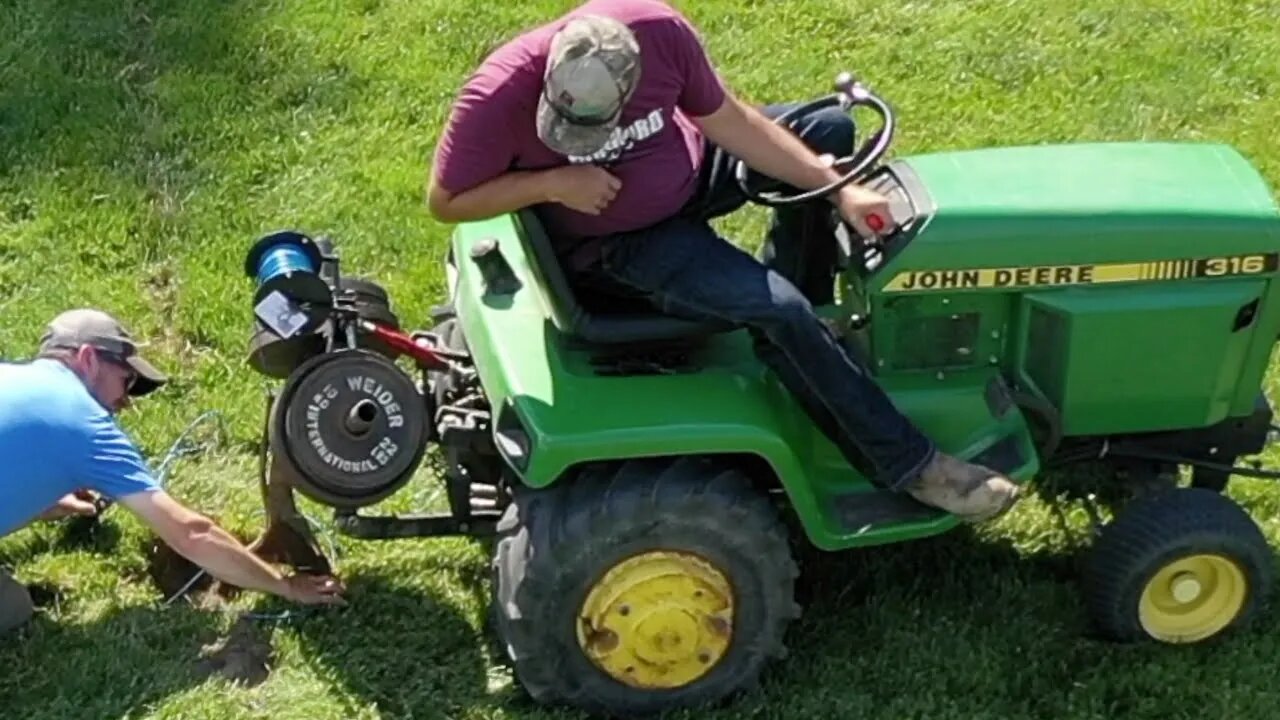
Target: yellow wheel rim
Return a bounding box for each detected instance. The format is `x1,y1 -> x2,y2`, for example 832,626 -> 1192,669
577,551 -> 734,689
1138,553 -> 1247,643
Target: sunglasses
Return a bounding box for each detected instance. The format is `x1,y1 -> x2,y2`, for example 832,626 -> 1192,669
98,349 -> 138,393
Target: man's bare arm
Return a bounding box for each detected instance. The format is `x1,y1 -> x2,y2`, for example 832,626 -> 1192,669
427,165 -> 623,223
692,91 -> 843,192
692,91 -> 893,236
428,171 -> 558,223
119,490 -> 343,605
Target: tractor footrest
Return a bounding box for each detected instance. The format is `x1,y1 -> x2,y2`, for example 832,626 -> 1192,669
833,490 -> 944,532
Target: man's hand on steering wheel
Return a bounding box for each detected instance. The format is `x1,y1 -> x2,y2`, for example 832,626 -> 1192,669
833,183 -> 896,243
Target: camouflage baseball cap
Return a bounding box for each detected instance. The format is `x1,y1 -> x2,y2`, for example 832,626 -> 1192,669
39,308 -> 168,396
536,15 -> 641,157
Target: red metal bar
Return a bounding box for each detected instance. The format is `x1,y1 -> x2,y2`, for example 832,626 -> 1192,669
359,320 -> 450,370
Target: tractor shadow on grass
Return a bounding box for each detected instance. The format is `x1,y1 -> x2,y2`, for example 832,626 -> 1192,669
132,521 -> 510,716
0,603 -> 265,718
716,521 -> 1280,719
1,530 -> 500,719
288,558 -> 511,719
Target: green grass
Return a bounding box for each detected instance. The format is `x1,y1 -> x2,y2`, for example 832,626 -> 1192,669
3,0 -> 1280,717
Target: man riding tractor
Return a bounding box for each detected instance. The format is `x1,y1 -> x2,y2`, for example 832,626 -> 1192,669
426,0 -> 1020,522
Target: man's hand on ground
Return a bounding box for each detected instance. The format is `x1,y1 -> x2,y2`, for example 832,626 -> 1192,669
281,573 -> 347,606
544,165 -> 622,215
39,490 -> 101,521
123,489 -> 346,605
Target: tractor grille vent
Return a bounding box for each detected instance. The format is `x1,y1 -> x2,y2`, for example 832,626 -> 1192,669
890,313 -> 980,370
1025,306 -> 1067,403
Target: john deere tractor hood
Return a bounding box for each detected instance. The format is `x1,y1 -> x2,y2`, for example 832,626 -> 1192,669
870,142 -> 1280,289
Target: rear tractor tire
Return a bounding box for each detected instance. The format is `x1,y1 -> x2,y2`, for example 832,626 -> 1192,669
492,456 -> 800,717
1082,487 -> 1272,644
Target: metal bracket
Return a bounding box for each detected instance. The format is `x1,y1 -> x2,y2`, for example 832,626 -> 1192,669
333,510 -> 499,539
251,392 -> 334,575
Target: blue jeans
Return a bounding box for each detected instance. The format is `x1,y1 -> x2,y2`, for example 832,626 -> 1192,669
567,102 -> 936,490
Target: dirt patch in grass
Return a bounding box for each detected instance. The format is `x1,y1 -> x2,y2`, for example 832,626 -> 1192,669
195,616 -> 276,687
145,533 -> 281,687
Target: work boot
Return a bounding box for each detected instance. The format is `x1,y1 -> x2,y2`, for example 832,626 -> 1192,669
905,452 -> 1021,523
0,569 -> 35,636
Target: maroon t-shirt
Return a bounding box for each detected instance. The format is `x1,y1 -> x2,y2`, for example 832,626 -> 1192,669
432,0 -> 727,240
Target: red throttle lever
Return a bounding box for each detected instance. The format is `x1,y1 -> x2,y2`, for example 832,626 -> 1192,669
866,213 -> 886,234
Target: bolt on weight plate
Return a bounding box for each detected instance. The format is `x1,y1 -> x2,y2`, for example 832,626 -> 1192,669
277,349 -> 429,508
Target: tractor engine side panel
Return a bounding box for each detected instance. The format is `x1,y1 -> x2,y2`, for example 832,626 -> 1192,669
1016,279 -> 1268,436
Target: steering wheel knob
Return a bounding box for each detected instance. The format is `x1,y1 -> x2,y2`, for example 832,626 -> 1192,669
834,72 -> 857,94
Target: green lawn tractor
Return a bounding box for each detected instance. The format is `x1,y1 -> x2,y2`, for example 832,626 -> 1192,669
241,72 -> 1280,717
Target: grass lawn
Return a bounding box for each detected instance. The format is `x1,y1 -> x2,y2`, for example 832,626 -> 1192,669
3,0 -> 1280,718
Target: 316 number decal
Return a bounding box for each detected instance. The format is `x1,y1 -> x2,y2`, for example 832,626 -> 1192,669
1204,255 -> 1268,276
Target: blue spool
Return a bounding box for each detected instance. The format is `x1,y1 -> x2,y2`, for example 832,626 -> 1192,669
256,242 -> 318,286
244,230 -> 332,314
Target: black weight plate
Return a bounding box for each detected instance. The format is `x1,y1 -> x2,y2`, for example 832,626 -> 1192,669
339,276 -> 391,305
349,304 -> 401,358
280,349 -> 428,507
340,276 -> 397,325
337,275 -> 402,357
354,302 -> 399,329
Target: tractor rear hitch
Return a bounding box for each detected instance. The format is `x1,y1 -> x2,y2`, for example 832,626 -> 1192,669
332,509 -> 500,539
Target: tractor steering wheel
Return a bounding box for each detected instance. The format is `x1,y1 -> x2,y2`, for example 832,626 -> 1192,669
734,72 -> 897,216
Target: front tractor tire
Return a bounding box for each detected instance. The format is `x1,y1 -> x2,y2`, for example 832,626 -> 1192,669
492,457 -> 800,717
1083,487 -> 1272,644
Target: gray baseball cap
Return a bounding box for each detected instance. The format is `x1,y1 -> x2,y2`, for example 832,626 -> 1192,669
536,15 -> 642,157
39,308 -> 168,396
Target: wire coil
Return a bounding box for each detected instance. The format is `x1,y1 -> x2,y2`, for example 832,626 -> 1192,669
243,230 -> 333,337
255,242 -> 317,287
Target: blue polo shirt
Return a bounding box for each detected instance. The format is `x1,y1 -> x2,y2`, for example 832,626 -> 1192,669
0,359 -> 159,537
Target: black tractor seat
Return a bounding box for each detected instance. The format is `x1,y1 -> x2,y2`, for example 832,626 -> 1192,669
513,209 -> 739,347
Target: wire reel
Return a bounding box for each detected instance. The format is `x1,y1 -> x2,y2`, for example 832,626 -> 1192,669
243,230 -> 335,344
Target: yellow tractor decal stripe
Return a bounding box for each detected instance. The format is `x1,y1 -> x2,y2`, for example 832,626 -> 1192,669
883,253 -> 1279,292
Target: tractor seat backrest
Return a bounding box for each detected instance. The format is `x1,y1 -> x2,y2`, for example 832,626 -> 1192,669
513,208 -> 736,346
